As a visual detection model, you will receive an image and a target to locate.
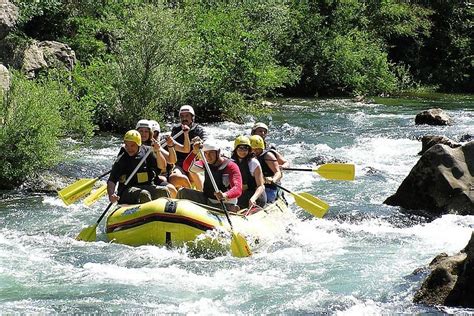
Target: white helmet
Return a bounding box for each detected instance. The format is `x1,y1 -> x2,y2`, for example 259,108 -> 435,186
136,119 -> 152,130
149,120 -> 160,133
202,140 -> 220,152
179,105 -> 195,116
251,122 -> 268,132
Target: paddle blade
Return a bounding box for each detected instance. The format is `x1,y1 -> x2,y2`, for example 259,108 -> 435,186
315,163 -> 355,181
230,232 -> 252,257
84,184 -> 107,206
292,192 -> 329,218
75,224 -> 98,242
58,178 -> 96,205
299,192 -> 330,216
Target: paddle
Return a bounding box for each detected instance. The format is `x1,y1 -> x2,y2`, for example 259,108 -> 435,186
76,146 -> 156,242
283,163 -> 355,181
83,184 -> 108,206
199,148 -> 252,258
58,170 -> 111,206
272,183 -> 329,218
63,130 -> 184,207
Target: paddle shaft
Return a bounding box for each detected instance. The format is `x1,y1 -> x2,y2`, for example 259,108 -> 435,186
90,148 -> 155,231
272,182 -> 291,194
198,149 -> 235,230
95,170 -> 112,180
282,167 -> 313,172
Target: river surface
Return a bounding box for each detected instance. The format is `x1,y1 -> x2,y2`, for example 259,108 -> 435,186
1,97 -> 473,314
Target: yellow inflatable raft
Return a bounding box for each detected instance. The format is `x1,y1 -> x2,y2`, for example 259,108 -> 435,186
106,197 -> 289,254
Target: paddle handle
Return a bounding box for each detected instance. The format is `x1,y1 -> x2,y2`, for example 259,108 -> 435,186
96,170 -> 112,180
95,201 -> 117,225
272,182 -> 290,194
198,148 -> 234,230
282,167 -> 313,172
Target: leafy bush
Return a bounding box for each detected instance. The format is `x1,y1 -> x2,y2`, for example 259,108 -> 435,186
0,72 -> 63,188
320,31 -> 397,96
180,3 -> 295,120
110,5 -> 191,129
70,59 -> 118,131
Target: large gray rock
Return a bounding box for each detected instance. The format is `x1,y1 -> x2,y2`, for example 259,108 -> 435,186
22,41 -> 76,78
0,63 -> 10,92
384,141 -> 474,217
0,0 -> 18,40
415,108 -> 452,125
414,232 -> 474,307
419,135 -> 461,155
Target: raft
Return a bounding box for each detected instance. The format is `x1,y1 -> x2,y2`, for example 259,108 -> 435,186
105,197 -> 289,254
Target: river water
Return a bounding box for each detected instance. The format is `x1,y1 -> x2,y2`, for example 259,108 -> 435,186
1,97 -> 473,314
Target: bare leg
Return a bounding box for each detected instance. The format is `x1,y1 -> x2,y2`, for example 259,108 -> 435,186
166,183 -> 177,198
169,170 -> 192,189
188,172 -> 203,191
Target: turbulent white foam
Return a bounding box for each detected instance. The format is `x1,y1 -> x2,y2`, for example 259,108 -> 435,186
176,298 -> 230,315
348,137 -> 418,175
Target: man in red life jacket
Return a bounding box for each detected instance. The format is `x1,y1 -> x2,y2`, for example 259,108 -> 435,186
176,140 -> 242,211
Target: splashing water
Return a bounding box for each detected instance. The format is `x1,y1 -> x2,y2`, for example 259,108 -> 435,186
1,98 -> 473,314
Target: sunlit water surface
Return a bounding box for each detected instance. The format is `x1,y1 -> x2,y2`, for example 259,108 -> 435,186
1,98 -> 473,314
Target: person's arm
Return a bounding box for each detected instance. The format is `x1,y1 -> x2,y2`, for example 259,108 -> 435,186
182,151 -> 197,172
222,162 -> 242,200
250,164 -> 265,207
107,157 -> 122,203
173,124 -> 190,154
274,150 -> 289,168
264,152 -> 282,184
162,135 -> 177,164
152,141 -> 167,171
107,180 -> 119,203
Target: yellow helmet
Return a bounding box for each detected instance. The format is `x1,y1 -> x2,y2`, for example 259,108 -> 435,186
249,135 -> 265,150
234,135 -> 251,149
124,130 -> 142,146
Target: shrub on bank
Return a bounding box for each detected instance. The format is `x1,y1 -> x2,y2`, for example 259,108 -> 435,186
0,71 -> 94,188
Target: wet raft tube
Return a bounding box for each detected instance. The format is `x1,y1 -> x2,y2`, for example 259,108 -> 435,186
106,197 -> 288,249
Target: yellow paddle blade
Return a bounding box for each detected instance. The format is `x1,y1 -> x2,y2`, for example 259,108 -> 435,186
230,232 -> 252,257
75,224 -> 98,242
58,178 -> 97,206
299,192 -> 330,216
84,184 -> 107,206
315,163 -> 355,181
292,192 -> 329,218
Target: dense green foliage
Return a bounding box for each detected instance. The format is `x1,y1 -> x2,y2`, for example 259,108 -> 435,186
1,0 -> 471,187
0,71 -> 94,188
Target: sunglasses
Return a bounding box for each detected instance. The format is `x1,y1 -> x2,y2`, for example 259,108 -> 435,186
237,146 -> 249,151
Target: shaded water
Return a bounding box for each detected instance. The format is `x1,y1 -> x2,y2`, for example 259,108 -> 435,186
1,98 -> 473,314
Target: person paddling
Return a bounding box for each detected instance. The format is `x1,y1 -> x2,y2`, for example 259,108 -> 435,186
170,105 -> 205,190
107,130 -> 169,204
176,140 -> 242,211
148,119 -> 178,198
250,135 -> 282,203
251,122 -> 289,168
231,135 -> 266,209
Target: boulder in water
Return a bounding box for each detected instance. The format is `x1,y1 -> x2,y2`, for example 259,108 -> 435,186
384,141 -> 474,217
415,108 -> 451,126
418,135 -> 461,155
309,155 -> 347,165
459,134 -> 473,143
414,232 -> 474,307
